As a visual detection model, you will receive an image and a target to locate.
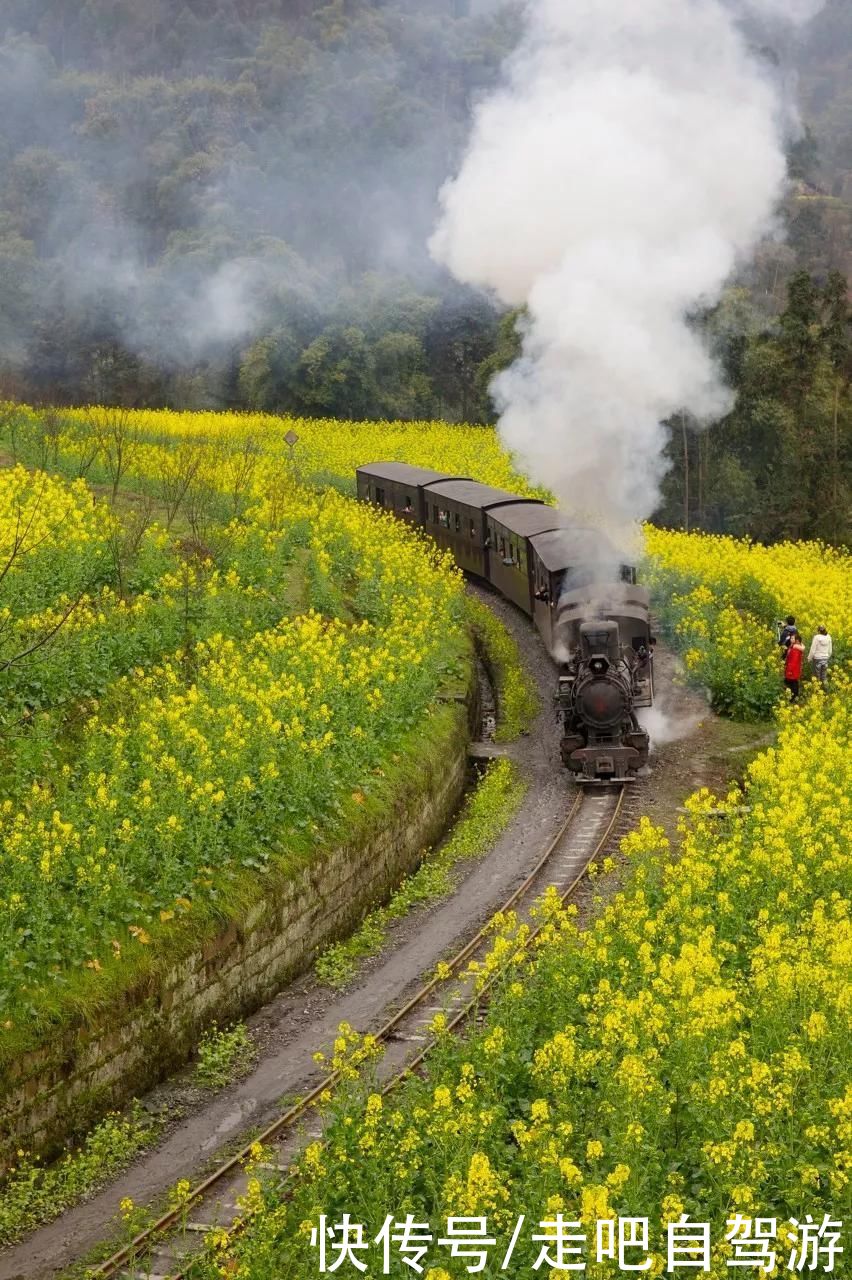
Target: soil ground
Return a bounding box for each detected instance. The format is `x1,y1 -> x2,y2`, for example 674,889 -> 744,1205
0,589 -> 775,1280
638,639 -> 776,842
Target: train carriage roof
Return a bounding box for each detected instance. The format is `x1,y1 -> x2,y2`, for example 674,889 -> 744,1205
424,479 -> 540,509
487,502 -> 576,539
356,462 -> 464,486
530,527 -> 628,572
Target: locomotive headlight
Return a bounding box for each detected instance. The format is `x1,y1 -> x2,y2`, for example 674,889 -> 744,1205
590,656 -> 609,675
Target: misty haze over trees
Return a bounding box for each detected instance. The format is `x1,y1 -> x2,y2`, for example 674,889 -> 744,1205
0,0 -> 849,542
0,0 -> 522,420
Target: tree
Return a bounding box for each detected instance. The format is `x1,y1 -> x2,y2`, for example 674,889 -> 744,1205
86,406 -> 142,501
423,292 -> 500,422
820,270 -> 852,541
473,307 -> 525,420
238,325 -> 304,412
656,272 -> 851,545
294,326 -> 378,419
372,331 -> 433,420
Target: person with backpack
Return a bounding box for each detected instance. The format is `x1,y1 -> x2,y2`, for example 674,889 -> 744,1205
807,625 -> 832,687
784,631 -> 806,703
778,615 -> 797,651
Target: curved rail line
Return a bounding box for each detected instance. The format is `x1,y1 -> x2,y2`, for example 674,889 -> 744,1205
91,785 -> 627,1280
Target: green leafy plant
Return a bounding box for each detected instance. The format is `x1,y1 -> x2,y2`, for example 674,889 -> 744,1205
466,596 -> 540,741
0,1103 -> 160,1246
195,1022 -> 257,1090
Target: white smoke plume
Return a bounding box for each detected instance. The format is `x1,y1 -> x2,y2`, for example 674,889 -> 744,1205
430,0 -> 823,540
638,704 -> 708,750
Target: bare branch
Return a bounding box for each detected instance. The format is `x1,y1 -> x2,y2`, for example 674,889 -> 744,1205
0,584 -> 92,675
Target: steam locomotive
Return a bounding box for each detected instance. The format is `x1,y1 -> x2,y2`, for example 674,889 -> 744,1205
356,463 -> 654,782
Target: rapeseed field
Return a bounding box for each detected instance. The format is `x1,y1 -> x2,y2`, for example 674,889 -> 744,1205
1,405 -> 849,1275
644,529 -> 851,717
186,683 -> 852,1279
0,431 -> 464,1041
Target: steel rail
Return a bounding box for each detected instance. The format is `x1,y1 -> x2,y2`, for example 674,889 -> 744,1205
162,788 -> 626,1280
92,786 -> 620,1280
388,785 -> 625,1082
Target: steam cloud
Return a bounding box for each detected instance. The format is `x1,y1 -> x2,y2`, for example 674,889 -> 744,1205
638,705 -> 708,750
430,0 -> 824,537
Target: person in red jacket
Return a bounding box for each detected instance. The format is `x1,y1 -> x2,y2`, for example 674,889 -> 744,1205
784,631 -> 806,703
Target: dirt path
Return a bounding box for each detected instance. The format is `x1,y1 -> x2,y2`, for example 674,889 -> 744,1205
0,594 -> 768,1280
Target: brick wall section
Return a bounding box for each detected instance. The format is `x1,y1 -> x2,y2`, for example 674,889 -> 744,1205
0,690 -> 476,1172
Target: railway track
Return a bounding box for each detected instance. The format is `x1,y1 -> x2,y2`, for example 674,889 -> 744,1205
90,784 -> 633,1280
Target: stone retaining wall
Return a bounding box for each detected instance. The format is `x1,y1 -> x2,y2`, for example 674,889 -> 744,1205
0,691 -> 475,1172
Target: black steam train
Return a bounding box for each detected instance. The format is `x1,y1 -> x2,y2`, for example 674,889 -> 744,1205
356,463 -> 654,782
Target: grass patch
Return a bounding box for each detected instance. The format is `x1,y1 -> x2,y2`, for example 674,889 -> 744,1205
466,596 -> 540,741
705,715 -> 778,777
315,758 -> 527,989
194,1022 -> 256,1090
0,1102 -> 161,1246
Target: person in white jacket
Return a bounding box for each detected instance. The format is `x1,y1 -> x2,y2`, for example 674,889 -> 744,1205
807,626 -> 832,686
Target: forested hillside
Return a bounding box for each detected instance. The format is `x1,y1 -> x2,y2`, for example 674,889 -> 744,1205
0,0 -> 849,540
655,268 -> 851,545
651,3 -> 852,544
0,0 -> 520,418
798,0 -> 852,202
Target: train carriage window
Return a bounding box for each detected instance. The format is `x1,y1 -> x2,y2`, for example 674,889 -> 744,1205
402,494 -> 414,513
438,509 -> 450,529
620,565 -> 637,584
533,559 -> 551,603
376,487 -> 385,507
470,520 -> 477,539
499,536 -> 506,558
454,513 -> 462,533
